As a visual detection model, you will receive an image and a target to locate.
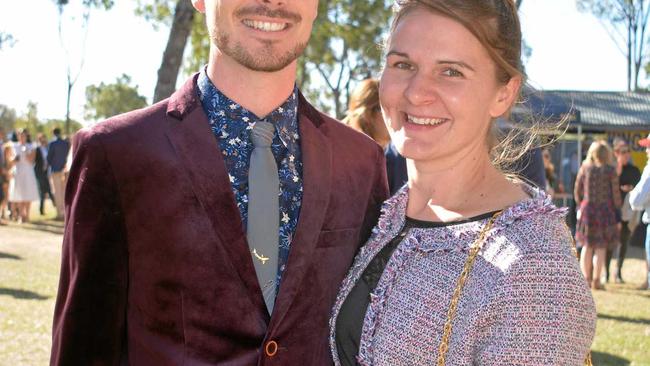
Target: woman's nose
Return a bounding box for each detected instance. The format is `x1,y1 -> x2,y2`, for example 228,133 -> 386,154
403,73 -> 437,106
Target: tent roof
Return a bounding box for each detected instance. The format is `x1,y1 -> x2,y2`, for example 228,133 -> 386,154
513,89 -> 650,132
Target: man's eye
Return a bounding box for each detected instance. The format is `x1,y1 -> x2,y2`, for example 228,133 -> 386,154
442,68 -> 463,77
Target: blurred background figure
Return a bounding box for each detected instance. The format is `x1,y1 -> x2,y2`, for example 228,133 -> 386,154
47,128 -> 70,220
605,138 -> 641,284
343,78 -> 391,149
542,147 -> 557,195
7,129 -> 39,223
34,133 -> 55,216
575,140 -> 622,290
629,133 -> 650,290
0,128 -> 7,223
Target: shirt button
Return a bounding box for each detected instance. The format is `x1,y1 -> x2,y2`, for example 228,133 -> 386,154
265,340 -> 278,357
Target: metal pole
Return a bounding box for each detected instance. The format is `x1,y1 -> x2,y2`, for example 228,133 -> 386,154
577,124 -> 583,166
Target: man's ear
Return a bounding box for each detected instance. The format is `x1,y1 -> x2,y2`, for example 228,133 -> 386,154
192,0 -> 206,13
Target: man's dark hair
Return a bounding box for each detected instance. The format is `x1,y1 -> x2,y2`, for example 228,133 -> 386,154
53,128 -> 62,137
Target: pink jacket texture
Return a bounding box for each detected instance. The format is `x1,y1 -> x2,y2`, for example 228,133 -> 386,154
330,185 -> 596,365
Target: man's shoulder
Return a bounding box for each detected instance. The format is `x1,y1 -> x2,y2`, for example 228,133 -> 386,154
76,100 -> 170,144
303,106 -> 381,153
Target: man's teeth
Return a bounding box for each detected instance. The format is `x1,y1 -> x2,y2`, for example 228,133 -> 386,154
243,20 -> 287,32
407,115 -> 446,125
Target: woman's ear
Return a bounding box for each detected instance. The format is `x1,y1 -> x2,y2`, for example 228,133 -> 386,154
489,75 -> 522,118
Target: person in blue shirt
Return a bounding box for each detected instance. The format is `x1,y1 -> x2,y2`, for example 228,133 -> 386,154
47,128 -> 70,220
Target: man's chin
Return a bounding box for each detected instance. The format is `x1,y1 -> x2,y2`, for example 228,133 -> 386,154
227,42 -> 307,73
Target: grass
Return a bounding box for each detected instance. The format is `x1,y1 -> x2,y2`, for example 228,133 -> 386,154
591,245 -> 650,366
0,225 -> 61,366
0,219 -> 649,365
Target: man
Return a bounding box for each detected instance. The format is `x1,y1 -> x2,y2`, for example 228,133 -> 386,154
50,0 -> 388,365
47,128 -> 70,220
34,133 -> 55,216
605,138 -> 641,283
630,133 -> 650,290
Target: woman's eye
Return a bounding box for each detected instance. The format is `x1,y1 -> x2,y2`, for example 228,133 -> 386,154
392,61 -> 413,70
442,68 -> 463,77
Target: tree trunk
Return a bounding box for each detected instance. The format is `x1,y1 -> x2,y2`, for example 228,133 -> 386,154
66,77 -> 73,135
153,0 -> 195,103
627,19 -> 632,91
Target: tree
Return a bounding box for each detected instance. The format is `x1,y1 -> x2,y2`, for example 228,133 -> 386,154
0,105 -> 17,133
577,0 -> 650,91
54,0 -> 114,135
136,0 -> 195,103
301,0 -> 393,118
14,102 -> 41,136
42,119 -> 84,138
84,74 -> 148,121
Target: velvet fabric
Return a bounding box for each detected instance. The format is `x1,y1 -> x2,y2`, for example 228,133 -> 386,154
50,73 -> 389,366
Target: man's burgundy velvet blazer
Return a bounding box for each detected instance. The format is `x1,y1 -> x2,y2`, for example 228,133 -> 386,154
50,74 -> 389,365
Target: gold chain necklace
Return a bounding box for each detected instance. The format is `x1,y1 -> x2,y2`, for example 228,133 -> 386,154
435,210 -> 593,366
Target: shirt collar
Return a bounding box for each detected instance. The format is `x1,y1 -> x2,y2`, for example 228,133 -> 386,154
197,67 -> 299,148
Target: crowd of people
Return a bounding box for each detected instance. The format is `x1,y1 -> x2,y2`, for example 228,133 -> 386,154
0,127 -> 70,224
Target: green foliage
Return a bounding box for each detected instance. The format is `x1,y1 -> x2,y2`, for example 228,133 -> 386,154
54,0 -> 114,9
41,119 -> 83,138
0,105 -> 17,133
84,74 -> 148,121
185,12 -> 209,75
3,103 -> 81,139
135,0 -> 175,29
136,0 -> 208,75
13,102 -> 41,137
301,0 -> 393,118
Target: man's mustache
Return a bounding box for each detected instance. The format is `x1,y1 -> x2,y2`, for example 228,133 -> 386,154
234,6 -> 302,23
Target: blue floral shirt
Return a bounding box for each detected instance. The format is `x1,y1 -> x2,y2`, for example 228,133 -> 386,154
197,69 -> 303,290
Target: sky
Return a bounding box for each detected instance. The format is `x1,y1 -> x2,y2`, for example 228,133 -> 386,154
0,0 -> 645,125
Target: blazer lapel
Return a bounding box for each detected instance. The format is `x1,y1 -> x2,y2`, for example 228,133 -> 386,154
164,77 -> 267,314
270,96 -> 332,326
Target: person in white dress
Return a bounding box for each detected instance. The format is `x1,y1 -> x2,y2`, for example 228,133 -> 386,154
8,129 -> 40,223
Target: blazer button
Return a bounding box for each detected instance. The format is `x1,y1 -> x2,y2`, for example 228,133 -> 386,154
265,340 -> 278,357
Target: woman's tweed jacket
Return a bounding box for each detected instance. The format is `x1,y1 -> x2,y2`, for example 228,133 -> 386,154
330,184 -> 596,365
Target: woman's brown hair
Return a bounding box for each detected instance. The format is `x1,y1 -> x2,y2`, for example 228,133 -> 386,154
343,79 -> 390,148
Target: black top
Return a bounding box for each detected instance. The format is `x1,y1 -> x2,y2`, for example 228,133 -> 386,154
619,163 -> 642,202
334,211 -> 499,365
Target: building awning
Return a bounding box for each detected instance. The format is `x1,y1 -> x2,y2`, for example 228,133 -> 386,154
511,89 -> 650,132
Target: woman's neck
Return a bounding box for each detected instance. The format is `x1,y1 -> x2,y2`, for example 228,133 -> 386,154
405,149 -> 526,222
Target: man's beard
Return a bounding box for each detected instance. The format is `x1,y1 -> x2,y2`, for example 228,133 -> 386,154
214,31 -> 307,73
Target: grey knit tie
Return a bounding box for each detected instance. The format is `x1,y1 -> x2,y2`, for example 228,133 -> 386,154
247,121 -> 279,314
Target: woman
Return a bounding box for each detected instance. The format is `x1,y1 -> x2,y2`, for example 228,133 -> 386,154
629,133 -> 650,290
542,148 -> 557,195
575,141 -> 621,290
606,138 -> 641,283
343,79 -> 391,149
7,129 -> 39,223
330,1 -> 596,365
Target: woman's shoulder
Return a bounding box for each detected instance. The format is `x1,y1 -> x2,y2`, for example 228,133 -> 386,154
493,184 -> 574,256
